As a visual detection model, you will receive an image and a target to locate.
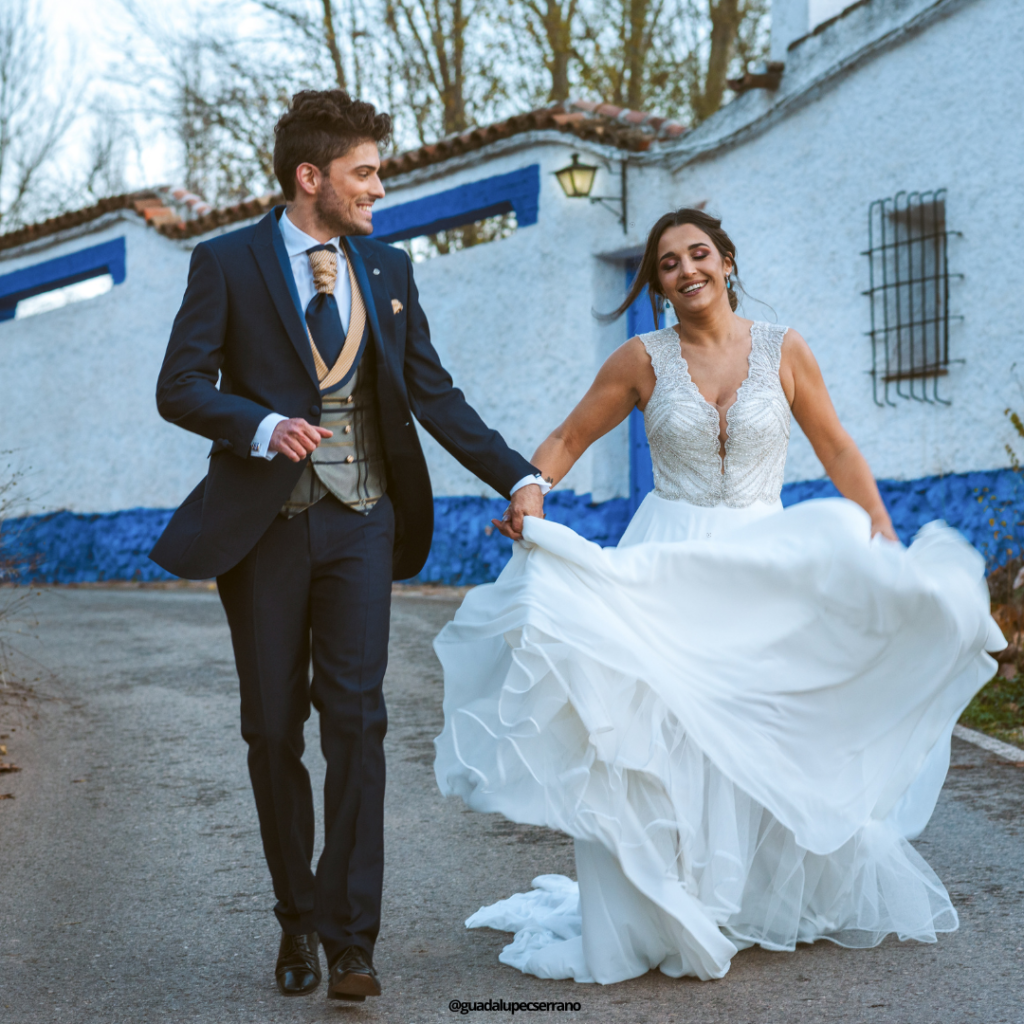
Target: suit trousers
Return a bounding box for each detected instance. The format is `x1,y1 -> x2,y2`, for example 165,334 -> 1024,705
216,492 -> 394,964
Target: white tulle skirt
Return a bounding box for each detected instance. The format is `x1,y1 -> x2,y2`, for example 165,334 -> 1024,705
432,494 -> 1005,984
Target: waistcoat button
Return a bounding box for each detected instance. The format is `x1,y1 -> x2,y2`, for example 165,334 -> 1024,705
344,425 -> 351,434
345,455 -> 355,463
309,405 -> 320,416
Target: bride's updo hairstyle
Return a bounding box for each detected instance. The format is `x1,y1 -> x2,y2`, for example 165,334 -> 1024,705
601,208 -> 740,327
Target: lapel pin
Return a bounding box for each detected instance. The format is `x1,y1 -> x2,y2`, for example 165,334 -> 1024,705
392,299 -> 403,315
372,268 -> 381,275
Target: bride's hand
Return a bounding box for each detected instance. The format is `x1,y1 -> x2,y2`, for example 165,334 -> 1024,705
493,484 -> 545,541
871,514 -> 899,543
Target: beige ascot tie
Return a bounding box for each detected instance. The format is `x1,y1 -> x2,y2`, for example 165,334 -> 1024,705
305,247 -> 368,392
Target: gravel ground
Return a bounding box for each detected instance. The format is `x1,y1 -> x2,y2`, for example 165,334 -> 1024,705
0,587 -> 1021,1024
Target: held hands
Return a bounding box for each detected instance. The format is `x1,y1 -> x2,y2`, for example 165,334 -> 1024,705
269,418 -> 333,462
492,483 -> 545,541
871,512 -> 899,543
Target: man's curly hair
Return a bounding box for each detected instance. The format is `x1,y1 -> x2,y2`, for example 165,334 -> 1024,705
273,90 -> 392,200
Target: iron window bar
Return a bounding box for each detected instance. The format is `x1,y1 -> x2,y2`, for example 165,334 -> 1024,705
862,189 -> 962,406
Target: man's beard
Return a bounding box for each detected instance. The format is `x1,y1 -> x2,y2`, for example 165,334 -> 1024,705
314,179 -> 371,237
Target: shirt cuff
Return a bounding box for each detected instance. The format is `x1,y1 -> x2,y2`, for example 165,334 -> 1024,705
251,413 -> 288,460
510,473 -> 552,496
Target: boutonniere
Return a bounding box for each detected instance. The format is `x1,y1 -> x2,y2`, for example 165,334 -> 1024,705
392,299 -> 403,315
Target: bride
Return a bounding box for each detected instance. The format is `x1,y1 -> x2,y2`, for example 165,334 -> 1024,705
431,208 -> 1004,985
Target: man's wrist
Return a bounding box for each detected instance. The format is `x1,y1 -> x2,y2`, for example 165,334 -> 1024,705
510,473 -> 552,497
251,412 -> 288,460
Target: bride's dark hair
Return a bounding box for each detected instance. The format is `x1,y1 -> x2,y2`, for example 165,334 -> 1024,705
600,208 -> 740,325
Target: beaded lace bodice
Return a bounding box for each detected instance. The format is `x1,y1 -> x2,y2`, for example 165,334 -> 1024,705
639,321 -> 790,508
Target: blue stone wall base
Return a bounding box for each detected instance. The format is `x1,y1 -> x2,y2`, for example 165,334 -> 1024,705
2,468 -> 1021,585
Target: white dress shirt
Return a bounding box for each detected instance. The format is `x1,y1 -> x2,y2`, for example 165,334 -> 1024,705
250,211 -> 352,459
249,212 -> 547,496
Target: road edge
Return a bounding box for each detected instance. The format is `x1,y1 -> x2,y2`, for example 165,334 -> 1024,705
953,723 -> 1024,762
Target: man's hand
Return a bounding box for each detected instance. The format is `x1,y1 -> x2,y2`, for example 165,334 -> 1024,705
269,418 -> 333,462
492,483 -> 545,541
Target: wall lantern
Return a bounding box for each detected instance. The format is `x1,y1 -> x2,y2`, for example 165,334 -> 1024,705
554,154 -> 598,198
553,153 -> 628,234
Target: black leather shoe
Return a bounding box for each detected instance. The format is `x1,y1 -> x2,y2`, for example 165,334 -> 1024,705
275,931 -> 321,996
327,945 -> 381,1002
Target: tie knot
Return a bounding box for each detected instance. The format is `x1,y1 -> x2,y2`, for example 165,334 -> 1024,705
307,245 -> 338,294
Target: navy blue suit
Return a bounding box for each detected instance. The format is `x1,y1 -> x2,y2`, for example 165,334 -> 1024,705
151,208 -> 534,962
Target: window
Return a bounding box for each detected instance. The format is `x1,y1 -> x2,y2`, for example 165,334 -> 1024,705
397,211 -> 518,263
0,237 -> 126,322
371,165 -> 539,261
863,191 -> 958,405
15,274 -> 114,319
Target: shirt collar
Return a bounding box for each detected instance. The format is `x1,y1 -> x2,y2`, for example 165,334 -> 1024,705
280,209 -> 342,258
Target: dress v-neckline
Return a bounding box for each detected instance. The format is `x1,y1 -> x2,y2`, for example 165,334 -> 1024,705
673,323 -> 756,454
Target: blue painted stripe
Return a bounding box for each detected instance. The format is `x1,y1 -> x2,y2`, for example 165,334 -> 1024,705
0,237 -> 126,320
370,166 -> 540,243
2,468 -> 1021,585
626,259 -> 658,513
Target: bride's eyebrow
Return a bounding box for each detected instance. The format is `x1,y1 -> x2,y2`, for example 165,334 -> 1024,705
659,243 -> 708,261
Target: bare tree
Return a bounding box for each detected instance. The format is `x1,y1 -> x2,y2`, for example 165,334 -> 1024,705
71,99 -> 139,206
502,0 -> 584,103
167,38 -> 296,202
578,0 -> 671,110
501,0 -> 767,124
256,0 -> 375,96
0,0 -> 81,230
383,0 -> 508,143
689,0 -> 767,121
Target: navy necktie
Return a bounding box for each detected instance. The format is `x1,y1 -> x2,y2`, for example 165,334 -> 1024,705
305,244 -> 347,366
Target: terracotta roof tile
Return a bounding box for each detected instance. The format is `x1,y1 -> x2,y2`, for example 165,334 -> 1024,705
0,99 -> 688,250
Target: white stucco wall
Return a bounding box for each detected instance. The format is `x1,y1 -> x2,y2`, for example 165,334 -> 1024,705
0,216 -> 209,515
376,140 -> 641,501
654,0 -> 1023,483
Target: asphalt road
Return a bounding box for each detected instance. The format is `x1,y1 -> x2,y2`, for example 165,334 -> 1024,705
0,587 -> 1021,1024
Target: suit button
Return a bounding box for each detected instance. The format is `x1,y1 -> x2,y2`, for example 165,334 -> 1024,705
345,455 -> 355,464
218,438 -> 232,448
309,405 -> 320,416
344,425 -> 351,434
346,395 -> 355,404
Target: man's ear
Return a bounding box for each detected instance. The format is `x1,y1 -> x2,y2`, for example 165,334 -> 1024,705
294,162 -> 320,198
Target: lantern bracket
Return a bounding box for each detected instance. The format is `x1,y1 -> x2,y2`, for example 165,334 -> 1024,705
590,161 -> 627,234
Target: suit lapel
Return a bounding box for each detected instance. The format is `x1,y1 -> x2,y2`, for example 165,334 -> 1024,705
345,239 -> 397,380
250,208 -> 319,387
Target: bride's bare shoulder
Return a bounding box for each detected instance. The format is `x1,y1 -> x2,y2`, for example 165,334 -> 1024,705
780,328 -> 817,368
601,334 -> 656,373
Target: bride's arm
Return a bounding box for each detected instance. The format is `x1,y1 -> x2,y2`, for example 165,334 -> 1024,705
781,330 -> 898,541
496,339 -> 648,539
532,342 -> 646,483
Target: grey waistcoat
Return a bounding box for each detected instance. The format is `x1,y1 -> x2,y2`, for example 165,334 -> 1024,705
280,337 -> 387,519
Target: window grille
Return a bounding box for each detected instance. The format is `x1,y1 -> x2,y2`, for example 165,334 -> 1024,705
863,190 -> 960,405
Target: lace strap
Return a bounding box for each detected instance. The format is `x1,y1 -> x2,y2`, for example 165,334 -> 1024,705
638,327 -> 681,384
750,321 -> 789,375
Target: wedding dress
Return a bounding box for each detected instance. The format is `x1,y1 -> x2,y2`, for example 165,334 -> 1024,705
432,322 -> 1004,984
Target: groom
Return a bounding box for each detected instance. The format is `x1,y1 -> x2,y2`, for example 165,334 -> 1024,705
151,89 -> 545,1002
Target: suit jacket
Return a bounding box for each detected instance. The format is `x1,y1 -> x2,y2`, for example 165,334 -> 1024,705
150,207 -> 535,581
